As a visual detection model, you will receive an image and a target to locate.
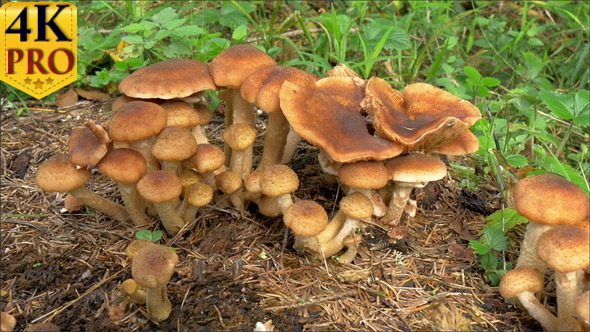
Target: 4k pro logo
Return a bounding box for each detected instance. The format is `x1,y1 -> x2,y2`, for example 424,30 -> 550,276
1,2 -> 77,99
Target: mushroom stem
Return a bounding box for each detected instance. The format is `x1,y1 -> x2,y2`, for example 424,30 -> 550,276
69,186 -> 129,222
280,127 -> 301,164
153,201 -> 185,235
516,291 -> 558,331
160,160 -> 180,175
338,234 -> 362,264
191,125 -> 209,144
380,184 -> 415,225
277,194 -> 294,213
514,222 -> 552,274
117,182 -> 149,226
555,270 -> 586,331
257,112 -> 290,172
182,205 -> 200,223
131,138 -> 160,173
293,235 -> 320,254
230,89 -> 255,178
318,214 -> 360,259
145,284 -> 172,322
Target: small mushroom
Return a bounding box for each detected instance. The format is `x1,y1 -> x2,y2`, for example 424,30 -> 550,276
283,200 -> 329,255
223,123 -> 257,182
182,144 -> 226,190
131,244 -> 179,322
0,312 -> 16,332
136,170 -> 185,235
120,278 -> 147,305
259,165 -> 300,213
36,154 -> 129,222
161,100 -> 213,144
151,126 -> 198,174
182,182 -> 213,223
215,170 -> 244,210
67,122 -> 109,168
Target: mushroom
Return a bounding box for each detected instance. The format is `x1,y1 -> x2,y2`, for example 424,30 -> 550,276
126,239 -> 154,259
136,170 -> 185,235
151,126 -> 198,174
36,154 -> 129,222
176,168 -> 204,214
499,267 -> 558,331
283,200 -> 329,255
0,312 -> 16,332
98,148 -> 149,226
337,160 -> 389,215
181,182 -> 213,223
259,164 -> 300,213
537,225 -> 590,331
223,123 -> 257,182
240,65 -> 318,170
108,101 -> 168,173
182,144 -> 226,190
161,100 -> 213,144
131,244 -> 179,322
120,278 -> 147,305
362,78 -> 482,153
214,170 -> 244,210
575,291 -> 589,330
429,129 -> 480,156
67,122 -> 109,168
380,154 -> 447,226
513,174 -> 589,274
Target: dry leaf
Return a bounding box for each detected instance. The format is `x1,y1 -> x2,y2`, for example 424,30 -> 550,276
75,88 -> 110,101
56,88 -> 79,108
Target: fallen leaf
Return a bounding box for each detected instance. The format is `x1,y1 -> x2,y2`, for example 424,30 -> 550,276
56,88 -> 79,108
448,243 -> 475,262
449,219 -> 477,241
75,88 -> 110,101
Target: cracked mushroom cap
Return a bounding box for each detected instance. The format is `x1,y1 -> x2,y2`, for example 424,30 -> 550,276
131,244 -> 179,289
36,154 -> 91,192
119,59 -> 216,99
280,78 -> 403,163
536,225 -> 590,273
182,144 -> 226,174
151,126 -> 198,161
98,148 -> 147,183
499,267 -> 544,300
137,170 -> 183,203
210,45 -> 277,88
241,65 -> 319,113
363,78 -> 482,152
223,123 -> 257,151
260,165 -> 299,197
283,200 -> 329,237
385,154 -> 447,184
109,101 -> 168,142
514,173 -> 589,226
68,123 -> 109,168
340,192 -> 374,220
338,161 -> 389,190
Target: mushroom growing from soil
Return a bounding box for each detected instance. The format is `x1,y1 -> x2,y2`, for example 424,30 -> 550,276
136,170 -> 185,235
181,182 -> 213,223
36,154 -> 129,222
151,126 -> 198,174
537,225 -> 590,331
499,267 -> 558,331
283,200 -> 329,255
161,100 -> 213,144
513,173 -> 589,274
259,164 -> 300,213
67,122 -> 109,168
131,244 -> 179,322
98,148 -> 149,226
337,160 -> 389,217
215,170 -> 245,210
223,123 -> 257,181
182,143 -> 226,190
120,278 -> 147,305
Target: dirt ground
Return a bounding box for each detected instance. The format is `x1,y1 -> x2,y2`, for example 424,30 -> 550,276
1,95 -> 545,331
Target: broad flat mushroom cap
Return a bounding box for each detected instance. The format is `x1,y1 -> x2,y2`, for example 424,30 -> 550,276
363,78 -> 482,152
338,161 -> 389,189
137,170 -> 183,203
284,200 -> 329,237
36,154 -> 91,192
499,267 -> 544,299
98,148 -> 147,183
210,45 -> 277,88
536,225 -> 590,273
280,78 -> 403,163
131,244 -> 179,289
108,101 -> 167,142
385,154 -> 447,183
514,173 -> 589,226
119,59 -> 216,99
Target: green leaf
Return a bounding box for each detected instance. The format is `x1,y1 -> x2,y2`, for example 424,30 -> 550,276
483,227 -> 509,251
163,18 -> 187,31
174,25 -> 205,37
121,35 -> 143,44
505,154 -> 529,168
464,66 -> 482,81
135,230 -> 163,242
232,24 -> 248,41
485,208 -> 529,231
152,7 -> 179,25
527,37 -> 544,46
481,77 -> 501,87
469,240 -> 490,255
479,252 -> 499,271
538,91 -> 574,120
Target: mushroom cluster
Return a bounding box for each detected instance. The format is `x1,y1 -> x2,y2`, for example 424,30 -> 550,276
36,44 -> 483,276
499,173 -> 589,331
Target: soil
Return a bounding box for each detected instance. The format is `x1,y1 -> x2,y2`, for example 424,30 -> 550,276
1,95 -> 545,331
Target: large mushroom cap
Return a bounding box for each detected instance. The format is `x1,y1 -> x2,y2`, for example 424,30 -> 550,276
363,78 -> 482,152
536,225 -> 590,273
108,101 -> 167,142
514,173 -> 589,226
36,154 -> 91,192
98,148 -> 147,183
338,161 -> 389,189
210,45 -> 277,88
499,267 -> 544,299
131,244 -> 179,289
384,154 -> 448,183
260,165 -> 299,197
280,78 -> 403,163
283,200 -> 329,237
137,170 -> 183,203
119,59 -> 216,99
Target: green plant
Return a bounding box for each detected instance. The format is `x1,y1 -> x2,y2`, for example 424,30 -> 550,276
135,229 -> 163,242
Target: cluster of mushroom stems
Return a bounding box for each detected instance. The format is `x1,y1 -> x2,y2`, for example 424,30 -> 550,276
34,44 -> 489,322
499,173 -> 590,331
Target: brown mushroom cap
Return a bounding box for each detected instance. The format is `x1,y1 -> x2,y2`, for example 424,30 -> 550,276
178,169 -> 203,188
338,161 -> 389,189
68,124 -> 108,168
151,126 -> 198,161
340,192 -> 374,219
161,100 -> 202,128
1,312 -> 17,332
215,170 -> 243,195
209,45 -> 277,88
125,239 -> 155,259
280,78 -> 403,163
182,144 -> 226,174
536,225 -> 590,273
363,78 -> 482,152
244,171 -> 263,194
36,154 -> 91,192
384,154 -> 448,183
186,182 -> 214,207
98,148 -> 147,183
514,173 -> 589,226
223,123 -> 257,151
137,170 -> 183,203
119,59 -> 216,99
430,129 -> 480,156
260,165 -> 299,197
241,65 -> 319,113
283,200 -> 329,237
499,267 -> 544,299
108,101 -> 167,142
131,244 -> 179,289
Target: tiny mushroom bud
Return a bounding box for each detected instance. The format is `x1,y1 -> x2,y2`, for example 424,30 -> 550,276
67,122 -> 109,168
131,244 -> 179,322
182,182 -> 213,223
137,170 -> 185,235
120,278 -> 147,305
223,123 -> 257,182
